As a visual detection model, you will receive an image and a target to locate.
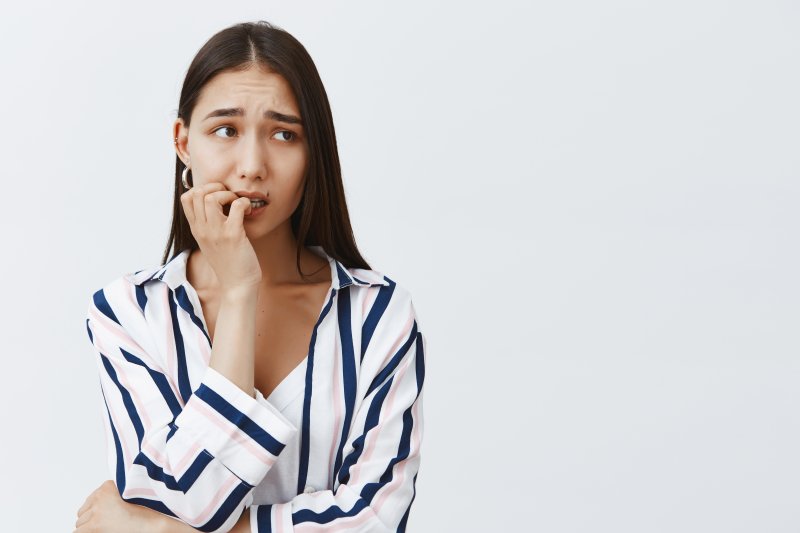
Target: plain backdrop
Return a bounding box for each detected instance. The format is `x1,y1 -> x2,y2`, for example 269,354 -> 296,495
0,1 -> 798,531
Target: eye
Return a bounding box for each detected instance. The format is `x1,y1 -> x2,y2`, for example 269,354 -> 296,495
212,126 -> 236,138
273,130 -> 296,142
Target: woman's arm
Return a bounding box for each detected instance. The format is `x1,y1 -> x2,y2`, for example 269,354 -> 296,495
82,279 -> 297,533
84,282 -> 427,533
75,481 -> 251,533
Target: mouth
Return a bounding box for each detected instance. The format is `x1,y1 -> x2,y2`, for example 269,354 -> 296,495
233,190 -> 269,204
247,198 -> 268,209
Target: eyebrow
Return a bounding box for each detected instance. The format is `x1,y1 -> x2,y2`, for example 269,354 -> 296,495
202,107 -> 303,125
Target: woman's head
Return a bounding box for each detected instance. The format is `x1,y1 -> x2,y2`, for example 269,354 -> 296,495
163,20 -> 371,275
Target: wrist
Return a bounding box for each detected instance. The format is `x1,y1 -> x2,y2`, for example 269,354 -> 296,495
220,285 -> 259,305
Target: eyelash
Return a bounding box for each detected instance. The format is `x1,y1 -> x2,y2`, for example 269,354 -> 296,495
211,126 -> 296,142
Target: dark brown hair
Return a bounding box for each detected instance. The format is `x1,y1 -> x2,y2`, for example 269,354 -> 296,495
161,20 -> 372,277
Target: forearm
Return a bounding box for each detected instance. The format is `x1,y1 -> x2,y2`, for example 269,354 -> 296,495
208,287 -> 259,397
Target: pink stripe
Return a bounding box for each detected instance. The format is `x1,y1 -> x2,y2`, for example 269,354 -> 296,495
190,394 -> 277,467
362,287 -> 379,320
274,502 -> 287,533
375,313 -> 414,375
173,440 -> 205,474
327,328 -> 344,487
106,356 -> 170,466
295,351 -> 422,532
122,487 -> 158,498
295,492 -> 381,532
372,385 -> 422,513
125,279 -> 182,401
350,317 -> 414,485
160,287 -> 181,405
192,474 -> 240,526
88,306 -> 153,368
102,375 -> 135,471
128,475 -> 241,527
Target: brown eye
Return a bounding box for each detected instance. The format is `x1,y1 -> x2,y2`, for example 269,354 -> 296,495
212,126 -> 236,138
273,130 -> 295,142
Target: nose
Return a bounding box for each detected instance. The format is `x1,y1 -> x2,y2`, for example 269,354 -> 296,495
236,132 -> 267,182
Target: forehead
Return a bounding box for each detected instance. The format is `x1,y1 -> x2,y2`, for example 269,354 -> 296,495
194,66 -> 299,114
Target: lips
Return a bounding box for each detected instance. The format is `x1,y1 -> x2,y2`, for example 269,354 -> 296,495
233,190 -> 269,203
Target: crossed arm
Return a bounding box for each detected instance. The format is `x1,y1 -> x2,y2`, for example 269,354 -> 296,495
76,281 -> 426,533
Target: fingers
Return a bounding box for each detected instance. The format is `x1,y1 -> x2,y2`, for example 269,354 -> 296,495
204,190 -> 241,225
225,196 -> 253,229
76,496 -> 91,517
75,508 -> 92,528
193,182 -> 227,224
181,182 -> 226,225
180,189 -> 195,224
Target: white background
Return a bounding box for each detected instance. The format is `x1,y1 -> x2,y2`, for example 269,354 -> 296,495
0,1 -> 798,531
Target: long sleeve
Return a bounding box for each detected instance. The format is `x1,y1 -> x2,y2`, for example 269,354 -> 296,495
86,282 -> 298,533
249,294 -> 427,533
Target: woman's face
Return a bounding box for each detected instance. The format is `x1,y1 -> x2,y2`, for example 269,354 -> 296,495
173,65 -> 308,240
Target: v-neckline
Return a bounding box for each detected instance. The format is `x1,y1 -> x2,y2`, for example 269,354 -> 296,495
178,251 -> 336,412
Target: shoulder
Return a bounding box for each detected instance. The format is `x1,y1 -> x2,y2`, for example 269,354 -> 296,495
344,265 -> 417,317
86,257 -> 166,335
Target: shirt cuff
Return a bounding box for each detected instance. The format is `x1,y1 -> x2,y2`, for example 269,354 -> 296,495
174,365 -> 298,486
251,503 -> 293,533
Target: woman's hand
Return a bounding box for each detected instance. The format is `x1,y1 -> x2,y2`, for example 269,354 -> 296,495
74,479 -> 175,533
74,479 -> 251,533
181,182 -> 262,294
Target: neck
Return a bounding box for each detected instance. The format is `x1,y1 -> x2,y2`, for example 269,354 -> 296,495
249,220 -> 328,286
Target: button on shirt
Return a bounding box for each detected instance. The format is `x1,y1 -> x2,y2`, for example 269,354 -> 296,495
84,245 -> 427,532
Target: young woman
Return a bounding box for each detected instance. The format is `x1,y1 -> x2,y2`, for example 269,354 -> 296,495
75,21 -> 426,533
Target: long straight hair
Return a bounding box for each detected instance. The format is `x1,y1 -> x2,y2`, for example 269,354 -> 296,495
161,20 -> 372,278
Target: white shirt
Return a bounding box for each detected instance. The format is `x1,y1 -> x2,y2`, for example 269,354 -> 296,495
85,245 -> 426,532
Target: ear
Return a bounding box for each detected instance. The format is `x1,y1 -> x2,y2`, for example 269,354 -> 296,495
173,118 -> 190,165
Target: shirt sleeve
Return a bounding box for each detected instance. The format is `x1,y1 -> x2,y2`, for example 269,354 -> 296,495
86,281 -> 298,533
248,291 -> 427,533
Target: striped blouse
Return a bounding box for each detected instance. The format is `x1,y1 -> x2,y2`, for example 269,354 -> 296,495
84,245 -> 426,533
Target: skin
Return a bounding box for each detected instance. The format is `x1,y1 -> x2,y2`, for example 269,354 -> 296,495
74,65 -> 332,533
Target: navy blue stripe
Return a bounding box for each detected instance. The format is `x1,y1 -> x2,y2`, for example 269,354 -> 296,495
194,383 -> 287,456
93,289 -> 120,325
167,288 -> 193,403
175,284 -> 212,347
300,331 -> 425,526
366,321 -> 418,397
332,287 -> 357,482
334,262 -> 353,289
166,422 -> 177,441
256,504 -> 273,532
297,288 -> 337,495
119,347 -> 182,418
131,447 -> 215,492
360,332 -> 425,504
135,284 -> 148,313
196,480 -> 253,532
123,497 -> 177,518
100,384 -> 127,493
100,353 -> 145,444
398,472 -> 418,533
360,280 -> 396,363
292,499 -> 368,525
100,350 -> 215,492
337,375 -> 394,486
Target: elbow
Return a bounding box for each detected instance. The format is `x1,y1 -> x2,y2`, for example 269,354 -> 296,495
118,455 -> 251,533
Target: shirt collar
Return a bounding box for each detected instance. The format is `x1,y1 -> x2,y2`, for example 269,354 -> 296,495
125,245 -> 390,291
